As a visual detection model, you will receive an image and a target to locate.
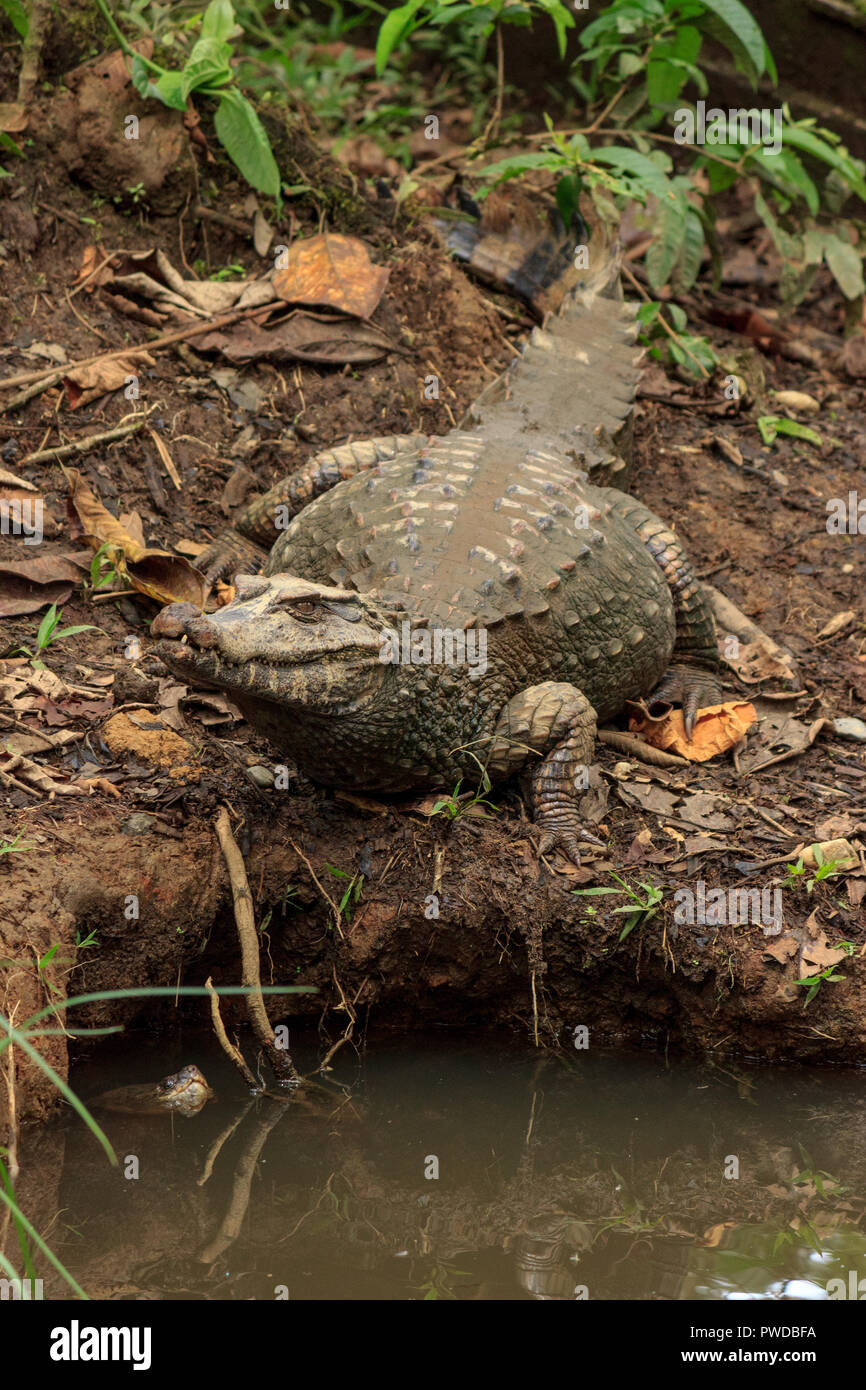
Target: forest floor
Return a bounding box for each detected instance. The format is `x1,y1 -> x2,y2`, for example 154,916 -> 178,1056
1,40 -> 865,1125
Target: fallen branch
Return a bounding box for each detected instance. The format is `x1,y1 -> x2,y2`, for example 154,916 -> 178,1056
21,420 -> 145,466
215,807 -> 300,1084
204,975 -> 259,1091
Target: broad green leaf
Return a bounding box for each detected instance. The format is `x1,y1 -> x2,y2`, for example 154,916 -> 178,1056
555,171 -> 583,228
155,70 -> 187,111
130,54 -> 153,100
783,127 -> 866,202
822,233 -> 865,300
674,209 -> 704,291
214,90 -> 280,196
0,0 -> 27,38
752,147 -> 819,215
698,0 -> 765,74
591,145 -> 672,197
375,0 -> 428,75
181,36 -> 233,99
645,194 -> 688,288
201,0 -> 235,43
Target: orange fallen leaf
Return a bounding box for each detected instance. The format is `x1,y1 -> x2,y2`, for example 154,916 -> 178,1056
628,701 -> 757,762
273,233 -> 389,319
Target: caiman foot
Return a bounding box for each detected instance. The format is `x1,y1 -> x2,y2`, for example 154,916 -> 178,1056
649,662 -> 723,740
195,527 -> 268,586
489,681 -> 602,866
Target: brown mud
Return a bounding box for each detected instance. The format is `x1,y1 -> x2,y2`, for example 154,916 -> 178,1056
1,40 -> 865,1137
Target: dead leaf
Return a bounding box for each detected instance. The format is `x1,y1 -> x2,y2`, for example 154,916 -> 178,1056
0,554 -> 89,617
817,610 -> 856,640
63,352 -> 155,409
197,311 -> 394,365
799,934 -> 848,977
628,701 -> 757,762
764,936 -> 799,966
273,234 -> 389,319
62,467 -> 206,607
721,638 -> 796,686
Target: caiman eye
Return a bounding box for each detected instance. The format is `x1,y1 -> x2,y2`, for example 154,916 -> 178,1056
286,600 -> 319,620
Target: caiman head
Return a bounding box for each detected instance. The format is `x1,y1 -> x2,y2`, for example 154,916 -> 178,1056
152,574 -> 393,718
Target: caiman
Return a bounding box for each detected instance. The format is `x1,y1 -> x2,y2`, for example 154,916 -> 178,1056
153,252 -> 721,861
90,1064 -> 214,1116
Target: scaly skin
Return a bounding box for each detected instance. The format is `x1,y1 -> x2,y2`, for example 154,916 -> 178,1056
154,254 -> 721,861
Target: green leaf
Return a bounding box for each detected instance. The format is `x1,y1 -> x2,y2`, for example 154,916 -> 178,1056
591,145 -> 672,197
645,194 -> 688,288
782,127 -> 866,202
130,54 -> 154,100
757,416 -> 822,446
200,0 -> 235,43
697,0 -> 766,74
155,70 -> 187,111
673,209 -> 704,292
36,604 -> 59,650
555,171 -> 582,228
214,89 -> 280,197
821,233 -> 865,300
181,36 -> 233,99
375,0 -> 428,76
0,0 -> 27,38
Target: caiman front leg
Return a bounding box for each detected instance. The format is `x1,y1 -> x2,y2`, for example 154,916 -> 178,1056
198,434 -> 429,584
488,682 -> 602,864
610,497 -> 723,738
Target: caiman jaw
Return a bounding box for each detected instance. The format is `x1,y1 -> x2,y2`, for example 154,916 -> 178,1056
152,574 -> 388,714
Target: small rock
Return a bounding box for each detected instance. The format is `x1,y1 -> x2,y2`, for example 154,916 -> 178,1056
247,765 -> 274,788
121,813 -> 156,835
772,390 -> 820,415
833,717 -> 866,742
842,563 -> 854,575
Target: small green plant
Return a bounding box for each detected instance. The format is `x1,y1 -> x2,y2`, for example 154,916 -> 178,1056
75,929 -> 99,950
0,831 -> 33,856
783,851 -> 845,894
14,605 -> 101,668
96,0 -> 280,198
209,262 -> 246,281
573,871 -> 664,941
794,941 -> 855,1007
324,864 -> 365,924
87,543 -> 121,593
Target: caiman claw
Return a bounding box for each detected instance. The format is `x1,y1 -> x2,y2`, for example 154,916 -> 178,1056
649,663 -> 724,740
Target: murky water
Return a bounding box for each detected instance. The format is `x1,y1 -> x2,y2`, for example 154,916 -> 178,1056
15,1034 -> 866,1300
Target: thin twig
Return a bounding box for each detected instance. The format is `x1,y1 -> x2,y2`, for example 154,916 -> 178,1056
21,419 -> 145,466
0,306 -> 264,392
215,807 -> 300,1084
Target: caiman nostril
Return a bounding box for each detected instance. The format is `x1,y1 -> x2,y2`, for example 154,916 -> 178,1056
186,615 -> 220,649
152,602 -> 201,639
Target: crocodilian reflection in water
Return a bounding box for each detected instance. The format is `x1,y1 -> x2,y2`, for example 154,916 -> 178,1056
13,1036 -> 866,1300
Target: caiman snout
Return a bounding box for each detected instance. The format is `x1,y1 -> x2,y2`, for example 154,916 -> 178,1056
152,602 -> 220,649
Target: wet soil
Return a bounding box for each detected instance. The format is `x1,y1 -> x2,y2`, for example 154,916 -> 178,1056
1,46 -> 865,1133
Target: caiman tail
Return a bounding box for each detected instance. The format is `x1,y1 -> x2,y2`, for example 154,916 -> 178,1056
461,240 -> 643,489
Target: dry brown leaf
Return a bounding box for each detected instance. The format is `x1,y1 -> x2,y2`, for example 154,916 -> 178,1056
63,352 -> 155,409
721,638 -> 796,685
197,311 -> 393,365
817,610 -> 856,640
628,701 -> 757,762
63,467 -> 206,607
273,234 -> 389,319
0,554 -> 88,617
